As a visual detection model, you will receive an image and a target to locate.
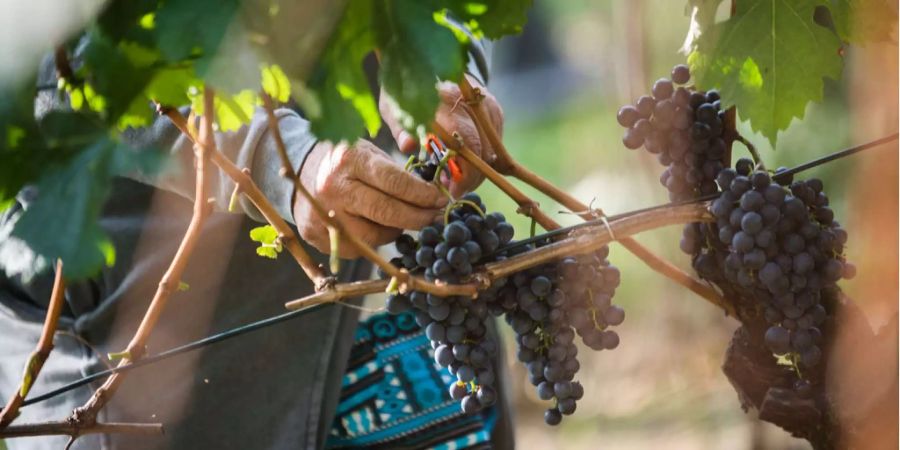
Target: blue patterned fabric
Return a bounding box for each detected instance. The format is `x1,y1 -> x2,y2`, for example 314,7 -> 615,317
327,311 -> 496,449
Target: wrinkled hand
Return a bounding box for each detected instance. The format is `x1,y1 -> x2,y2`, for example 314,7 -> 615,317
380,74 -> 504,198
294,140 -> 447,258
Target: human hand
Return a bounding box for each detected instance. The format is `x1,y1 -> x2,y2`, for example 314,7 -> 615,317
294,140 -> 448,258
380,74 -> 504,198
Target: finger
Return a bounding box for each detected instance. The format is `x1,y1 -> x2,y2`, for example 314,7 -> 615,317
346,181 -> 442,230
378,90 -> 418,153
351,141 -> 448,208
338,212 -> 402,258
295,213 -> 331,256
433,90 -> 486,196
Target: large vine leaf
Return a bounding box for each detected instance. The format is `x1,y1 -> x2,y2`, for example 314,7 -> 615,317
1,87 -> 81,212
95,0 -> 159,46
823,0 -> 897,44
154,0 -> 240,71
690,0 -> 844,147
82,30 -> 155,121
376,0 -> 466,130
306,0 -> 381,142
11,127 -> 163,279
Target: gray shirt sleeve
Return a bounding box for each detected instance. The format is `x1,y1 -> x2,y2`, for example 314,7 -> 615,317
123,107 -> 316,224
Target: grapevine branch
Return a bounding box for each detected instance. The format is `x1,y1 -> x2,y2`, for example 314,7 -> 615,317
160,104 -> 331,291
286,202 -> 714,311
0,421 -> 163,439
457,77 -> 729,313
0,259 -> 66,429
68,86 -> 217,432
12,202 -> 714,410
16,133 -> 891,408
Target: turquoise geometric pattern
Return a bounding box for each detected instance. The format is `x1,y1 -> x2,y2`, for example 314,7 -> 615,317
326,311 -> 497,449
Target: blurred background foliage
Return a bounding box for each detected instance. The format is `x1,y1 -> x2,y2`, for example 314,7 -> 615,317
467,1 -> 897,448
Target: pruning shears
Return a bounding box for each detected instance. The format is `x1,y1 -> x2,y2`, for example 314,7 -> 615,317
424,133 -> 463,183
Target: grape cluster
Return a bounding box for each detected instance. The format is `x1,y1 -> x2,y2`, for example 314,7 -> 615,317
384,193 -> 514,414
617,64 -> 727,201
487,246 -> 623,425
680,158 -> 854,388
708,165 -> 852,369
384,191 -> 626,423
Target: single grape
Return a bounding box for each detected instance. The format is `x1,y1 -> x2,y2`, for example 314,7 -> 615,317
671,64 -> 691,84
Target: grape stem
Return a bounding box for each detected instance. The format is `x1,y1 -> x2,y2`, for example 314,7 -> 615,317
735,133 -> 765,170
451,77 -> 728,311
0,259 -> 66,429
430,123 -> 561,231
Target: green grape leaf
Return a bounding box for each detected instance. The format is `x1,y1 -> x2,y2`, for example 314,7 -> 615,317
823,0 -> 897,44
154,0 -> 240,70
447,0 -> 534,39
682,0 -> 725,53
376,0 -> 465,130
82,31 -> 154,121
256,246 -> 279,259
190,89 -> 258,132
262,65 -> 291,103
11,135 -> 164,279
116,45 -> 202,129
96,0 -> 160,46
690,0 -> 843,147
249,225 -> 281,259
117,66 -> 203,130
307,0 -> 381,142
1,87 -> 78,210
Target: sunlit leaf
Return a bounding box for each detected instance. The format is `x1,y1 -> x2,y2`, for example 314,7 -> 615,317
690,0 -> 843,147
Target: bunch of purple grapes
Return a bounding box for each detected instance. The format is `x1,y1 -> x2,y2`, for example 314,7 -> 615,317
617,64 -> 727,201
384,192 -> 626,424
683,157 -> 856,395
385,193 -> 512,413
488,245 -> 624,425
